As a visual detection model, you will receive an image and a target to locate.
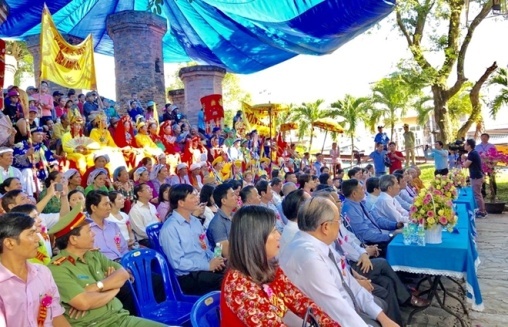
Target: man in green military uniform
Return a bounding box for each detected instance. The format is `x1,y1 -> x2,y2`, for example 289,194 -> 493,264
48,205 -> 165,327
403,123 -> 416,167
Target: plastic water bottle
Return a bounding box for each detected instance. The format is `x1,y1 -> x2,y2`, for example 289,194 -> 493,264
417,224 -> 426,246
410,223 -> 418,244
214,243 -> 222,258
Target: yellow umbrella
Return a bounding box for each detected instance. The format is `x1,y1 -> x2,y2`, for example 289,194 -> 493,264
312,118 -> 344,153
280,122 -> 298,132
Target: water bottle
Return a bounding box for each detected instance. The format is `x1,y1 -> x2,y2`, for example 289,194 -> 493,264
417,224 -> 426,246
410,223 -> 418,244
131,241 -> 140,250
214,243 -> 222,258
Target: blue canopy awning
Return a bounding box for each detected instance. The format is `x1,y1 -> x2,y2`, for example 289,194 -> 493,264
0,0 -> 395,74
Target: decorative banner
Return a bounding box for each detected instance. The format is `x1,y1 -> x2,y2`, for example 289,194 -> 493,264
0,38 -> 4,111
0,0 -> 9,25
201,94 -> 224,134
40,5 -> 97,89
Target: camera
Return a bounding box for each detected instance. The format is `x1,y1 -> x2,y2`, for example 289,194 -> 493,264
448,140 -> 466,154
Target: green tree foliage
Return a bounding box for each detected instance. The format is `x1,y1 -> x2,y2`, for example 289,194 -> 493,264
289,99 -> 327,151
489,67 -> 508,119
395,0 -> 496,144
330,95 -> 371,164
5,41 -> 33,86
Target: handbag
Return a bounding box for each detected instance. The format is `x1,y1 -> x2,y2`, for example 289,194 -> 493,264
302,307 -> 320,327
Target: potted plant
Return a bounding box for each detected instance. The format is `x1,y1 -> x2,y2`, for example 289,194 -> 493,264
410,186 -> 458,244
480,148 -> 508,213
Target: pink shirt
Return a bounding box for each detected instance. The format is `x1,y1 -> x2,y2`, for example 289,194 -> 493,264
0,262 -> 65,326
32,93 -> 54,117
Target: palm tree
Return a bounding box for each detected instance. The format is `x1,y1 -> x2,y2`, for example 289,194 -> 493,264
330,94 -> 370,165
289,99 -> 326,151
371,75 -> 413,140
5,41 -> 33,85
489,67 -> 508,119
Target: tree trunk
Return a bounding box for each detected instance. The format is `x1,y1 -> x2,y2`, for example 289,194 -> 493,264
309,127 -> 314,152
457,62 -> 498,139
351,136 -> 354,168
431,85 -> 453,145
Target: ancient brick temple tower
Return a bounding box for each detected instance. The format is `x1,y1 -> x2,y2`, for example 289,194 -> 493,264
178,65 -> 226,125
107,10 -> 167,110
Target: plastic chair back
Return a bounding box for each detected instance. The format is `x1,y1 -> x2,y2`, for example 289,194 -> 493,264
190,291 -> 221,327
145,221 -> 200,302
121,248 -> 193,325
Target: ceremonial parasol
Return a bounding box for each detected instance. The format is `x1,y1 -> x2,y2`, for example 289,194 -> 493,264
312,117 -> 344,154
280,122 -> 298,133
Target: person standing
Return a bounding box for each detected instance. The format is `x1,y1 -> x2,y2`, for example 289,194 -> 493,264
369,143 -> 388,177
374,126 -> 390,151
386,142 -> 404,174
424,141 -> 449,176
402,124 -> 415,167
463,139 -> 487,218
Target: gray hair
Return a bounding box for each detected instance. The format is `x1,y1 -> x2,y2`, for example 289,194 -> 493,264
297,197 -> 336,232
281,182 -> 297,196
379,174 -> 396,192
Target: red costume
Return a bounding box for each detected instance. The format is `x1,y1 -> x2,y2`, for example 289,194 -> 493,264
114,116 -> 137,168
159,121 -> 177,155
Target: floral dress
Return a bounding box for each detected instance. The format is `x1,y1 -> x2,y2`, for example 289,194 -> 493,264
221,267 -> 340,326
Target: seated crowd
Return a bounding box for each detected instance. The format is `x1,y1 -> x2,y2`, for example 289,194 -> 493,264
0,84 -> 433,327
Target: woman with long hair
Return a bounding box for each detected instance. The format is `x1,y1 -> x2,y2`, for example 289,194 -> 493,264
221,206 -> 340,326
156,183 -> 172,222
38,171 -> 64,213
199,183 -> 217,228
106,191 -> 135,246
0,177 -> 22,195
113,115 -> 139,168
61,116 -> 92,174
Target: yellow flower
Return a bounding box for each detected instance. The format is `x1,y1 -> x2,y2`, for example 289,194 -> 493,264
438,209 -> 444,216
427,217 -> 435,225
445,192 -> 451,198
436,185 -> 441,190
419,209 -> 425,215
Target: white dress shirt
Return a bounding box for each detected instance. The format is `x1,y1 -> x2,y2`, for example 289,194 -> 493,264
280,231 -> 381,326
339,225 -> 367,262
395,195 -> 412,211
372,192 -> 409,223
398,188 -> 414,205
128,201 -> 160,240
279,220 -> 299,253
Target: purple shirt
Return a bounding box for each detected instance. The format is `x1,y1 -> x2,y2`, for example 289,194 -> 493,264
0,262 -> 65,326
475,142 -> 496,155
90,219 -> 129,260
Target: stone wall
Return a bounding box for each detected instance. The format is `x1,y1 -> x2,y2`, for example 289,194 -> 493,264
107,11 -> 167,114
179,65 -> 226,126
167,88 -> 185,111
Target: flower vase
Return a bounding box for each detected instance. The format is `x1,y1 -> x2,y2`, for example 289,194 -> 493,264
425,225 -> 443,244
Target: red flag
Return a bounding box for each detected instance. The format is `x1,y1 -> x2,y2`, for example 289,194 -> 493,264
200,94 -> 224,134
276,132 -> 286,162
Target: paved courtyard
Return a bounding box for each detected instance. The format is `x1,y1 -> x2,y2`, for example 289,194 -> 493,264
400,213 -> 508,327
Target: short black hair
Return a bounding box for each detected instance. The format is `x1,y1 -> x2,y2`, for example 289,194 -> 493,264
282,189 -> 306,221
347,167 -> 361,179
435,141 -> 443,147
393,169 -> 405,175
342,179 -> 359,198
284,172 -> 295,181
68,189 -> 84,202
270,177 -> 282,187
240,185 -> 256,203
169,184 -> 195,209
86,190 -> 109,214
365,177 -> 380,194
393,173 -> 404,183
466,138 -> 476,149
44,171 -> 61,189
255,180 -> 269,196
0,212 -> 35,254
319,173 -> 330,185
271,169 -> 279,179
1,190 -> 24,212
213,183 -> 232,209
10,203 -> 37,215
481,133 -> 490,138
0,177 -> 20,194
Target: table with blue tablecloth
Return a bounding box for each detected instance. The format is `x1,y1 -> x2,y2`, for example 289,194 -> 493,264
387,197 -> 483,324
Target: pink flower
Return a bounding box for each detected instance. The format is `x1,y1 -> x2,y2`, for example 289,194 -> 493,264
262,284 -> 274,298
199,233 -> 206,241
439,216 -> 448,225
410,206 -> 418,213
423,197 -> 431,205
40,294 -> 53,307
427,211 -> 435,217
114,235 -> 121,245
41,226 -> 46,234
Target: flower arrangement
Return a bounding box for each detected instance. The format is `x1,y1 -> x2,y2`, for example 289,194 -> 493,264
480,148 -> 508,202
410,188 -> 458,231
37,294 -> 53,326
450,168 -> 467,188
428,174 -> 457,200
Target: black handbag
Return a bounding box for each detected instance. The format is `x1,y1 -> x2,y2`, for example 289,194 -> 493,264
384,154 -> 392,167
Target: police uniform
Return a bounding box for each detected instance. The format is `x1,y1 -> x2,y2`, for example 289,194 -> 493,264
47,206 -> 165,327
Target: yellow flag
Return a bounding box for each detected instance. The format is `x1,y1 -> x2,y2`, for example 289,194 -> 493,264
40,6 -> 97,90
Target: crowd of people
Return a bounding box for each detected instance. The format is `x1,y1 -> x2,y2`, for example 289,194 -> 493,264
0,82 -> 495,326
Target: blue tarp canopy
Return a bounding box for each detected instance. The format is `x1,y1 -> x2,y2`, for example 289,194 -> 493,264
0,0 -> 395,74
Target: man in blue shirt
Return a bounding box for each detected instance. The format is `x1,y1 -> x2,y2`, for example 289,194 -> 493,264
424,141 -> 449,176
374,126 -> 390,151
160,184 -> 225,295
341,179 -> 403,256
369,143 -> 388,177
462,139 -> 487,218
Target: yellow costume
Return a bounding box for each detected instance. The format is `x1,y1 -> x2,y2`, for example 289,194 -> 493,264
61,131 -> 94,174
90,128 -> 116,147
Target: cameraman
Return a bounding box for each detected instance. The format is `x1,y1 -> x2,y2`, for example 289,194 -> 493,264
462,139 -> 487,218
424,141 -> 449,176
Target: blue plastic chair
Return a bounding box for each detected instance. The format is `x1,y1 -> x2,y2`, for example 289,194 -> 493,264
121,248 -> 194,325
145,222 -> 200,302
190,291 -> 221,327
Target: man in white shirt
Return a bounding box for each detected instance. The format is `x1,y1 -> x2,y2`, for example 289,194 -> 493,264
279,189 -> 310,252
365,177 -> 381,211
128,183 -> 160,246
372,175 -> 409,224
270,177 -> 283,206
280,196 -> 399,327
256,179 -> 284,232
0,147 -> 27,195
393,174 -> 412,211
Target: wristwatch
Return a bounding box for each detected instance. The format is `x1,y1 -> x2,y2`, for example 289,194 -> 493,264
96,281 -> 104,292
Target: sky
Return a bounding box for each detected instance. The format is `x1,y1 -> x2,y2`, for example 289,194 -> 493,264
91,12 -> 508,111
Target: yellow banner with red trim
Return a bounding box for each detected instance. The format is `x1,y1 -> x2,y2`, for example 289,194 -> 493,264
40,6 -> 97,90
